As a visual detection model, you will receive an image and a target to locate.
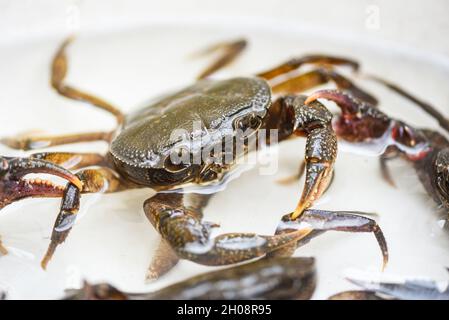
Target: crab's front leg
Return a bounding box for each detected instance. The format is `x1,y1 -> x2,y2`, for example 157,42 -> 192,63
0,156 -> 82,209
144,193 -> 312,266
0,155 -> 136,268
274,95 -> 337,219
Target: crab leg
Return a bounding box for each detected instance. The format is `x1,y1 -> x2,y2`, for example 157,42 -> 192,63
0,155 -> 138,268
0,157 -> 82,209
144,193 -> 312,266
367,75 -> 449,133
1,132 -> 112,151
257,54 -> 359,80
29,152 -> 107,170
41,167 -> 134,269
194,39 -> 247,80
52,37 -> 124,125
271,68 -> 378,106
380,146 -> 401,188
263,95 -> 337,219
280,96 -> 337,219
2,37 -> 127,151
146,193 -> 214,280
268,209 -> 389,270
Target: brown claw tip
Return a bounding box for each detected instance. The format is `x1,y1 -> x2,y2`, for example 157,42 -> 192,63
291,203 -> 307,220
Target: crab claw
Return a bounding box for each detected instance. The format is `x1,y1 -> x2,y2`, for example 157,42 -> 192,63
0,156 -> 82,209
291,127 -> 337,219
304,89 -> 391,142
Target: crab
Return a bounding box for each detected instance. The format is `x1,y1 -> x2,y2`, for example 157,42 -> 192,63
0,38 -> 388,278
65,256 -> 317,300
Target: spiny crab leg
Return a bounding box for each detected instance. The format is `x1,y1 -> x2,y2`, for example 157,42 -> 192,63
271,209 -> 389,270
0,156 -> 82,209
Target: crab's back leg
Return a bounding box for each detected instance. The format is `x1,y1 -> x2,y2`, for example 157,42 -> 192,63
29,152 -> 107,170
194,39 -> 247,80
367,75 -> 449,133
1,131 -> 113,151
51,37 -> 124,125
380,146 -> 401,188
257,55 -> 359,80
271,68 -> 378,106
1,37 -> 124,151
144,193 -> 312,266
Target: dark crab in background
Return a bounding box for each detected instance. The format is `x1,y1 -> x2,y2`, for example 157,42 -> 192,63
0,37 -> 388,284
65,257 -> 317,300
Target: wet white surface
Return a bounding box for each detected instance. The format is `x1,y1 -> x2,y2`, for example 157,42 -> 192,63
1,22 -> 449,299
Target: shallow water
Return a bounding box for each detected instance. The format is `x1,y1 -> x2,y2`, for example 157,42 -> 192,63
0,22 -> 449,299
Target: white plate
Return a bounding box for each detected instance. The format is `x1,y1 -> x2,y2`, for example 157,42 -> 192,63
1,20 -> 449,299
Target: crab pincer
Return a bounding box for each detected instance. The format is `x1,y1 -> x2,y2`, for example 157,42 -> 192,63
0,156 -> 82,209
0,156 -> 83,266
277,95 -> 338,219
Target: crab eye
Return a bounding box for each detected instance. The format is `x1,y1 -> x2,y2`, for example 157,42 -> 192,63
234,114 -> 262,133
164,148 -> 190,173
